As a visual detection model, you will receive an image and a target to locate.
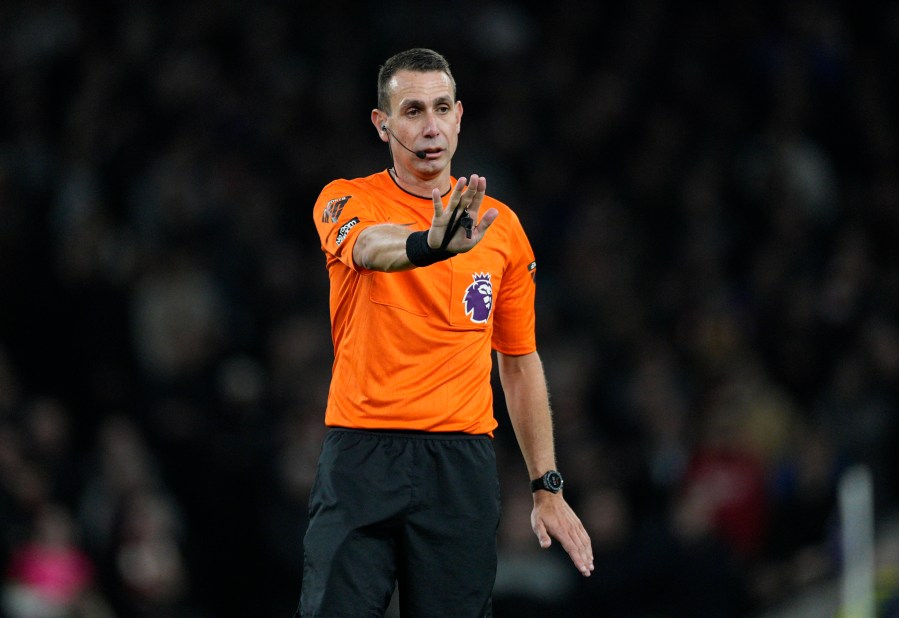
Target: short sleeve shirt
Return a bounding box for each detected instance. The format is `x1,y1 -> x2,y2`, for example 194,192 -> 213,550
313,170 -> 537,434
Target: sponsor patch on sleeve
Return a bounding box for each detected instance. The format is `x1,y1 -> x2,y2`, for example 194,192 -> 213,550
335,217 -> 360,246
322,195 -> 352,223
528,260 -> 537,283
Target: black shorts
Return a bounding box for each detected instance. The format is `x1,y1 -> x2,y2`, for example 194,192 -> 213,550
298,428 -> 501,618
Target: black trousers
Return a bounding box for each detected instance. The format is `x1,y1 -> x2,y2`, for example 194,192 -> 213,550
298,428 -> 501,618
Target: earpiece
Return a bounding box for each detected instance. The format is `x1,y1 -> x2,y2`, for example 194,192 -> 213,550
380,124 -> 426,159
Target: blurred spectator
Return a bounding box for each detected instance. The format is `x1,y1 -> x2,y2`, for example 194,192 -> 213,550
754,419 -> 841,607
108,490 -> 192,618
1,503 -> 112,618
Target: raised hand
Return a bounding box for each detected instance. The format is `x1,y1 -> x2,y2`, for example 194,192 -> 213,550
428,175 -> 499,254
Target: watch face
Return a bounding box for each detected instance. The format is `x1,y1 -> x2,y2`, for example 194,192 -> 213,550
546,471 -> 563,492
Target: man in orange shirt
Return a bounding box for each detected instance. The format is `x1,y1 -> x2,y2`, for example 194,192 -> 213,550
298,48 -> 593,617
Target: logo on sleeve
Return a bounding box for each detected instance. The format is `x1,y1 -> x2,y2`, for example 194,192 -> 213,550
463,272 -> 493,324
335,217 -> 359,246
322,196 -> 351,223
528,261 -> 537,283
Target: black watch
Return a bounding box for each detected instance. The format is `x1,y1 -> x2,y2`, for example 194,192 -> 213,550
531,470 -> 564,494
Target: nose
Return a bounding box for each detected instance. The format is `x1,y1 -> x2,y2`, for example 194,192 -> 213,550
422,113 -> 439,137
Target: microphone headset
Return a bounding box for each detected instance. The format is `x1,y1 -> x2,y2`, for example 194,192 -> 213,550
380,125 -> 473,240
381,124 -> 426,160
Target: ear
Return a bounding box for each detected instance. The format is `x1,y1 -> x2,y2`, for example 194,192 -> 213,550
372,109 -> 389,143
454,100 -> 463,134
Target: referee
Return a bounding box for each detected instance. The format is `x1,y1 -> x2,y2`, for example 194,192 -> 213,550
298,47 -> 593,618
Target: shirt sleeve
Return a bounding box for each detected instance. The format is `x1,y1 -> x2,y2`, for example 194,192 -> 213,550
312,179 -> 379,271
491,210 -> 538,355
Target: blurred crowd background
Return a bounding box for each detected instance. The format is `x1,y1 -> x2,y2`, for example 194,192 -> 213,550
2,1 -> 899,617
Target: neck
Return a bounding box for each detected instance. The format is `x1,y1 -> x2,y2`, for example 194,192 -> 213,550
389,167 -> 451,199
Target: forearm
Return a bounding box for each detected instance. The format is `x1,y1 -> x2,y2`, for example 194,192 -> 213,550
497,351 -> 557,479
353,224 -> 416,272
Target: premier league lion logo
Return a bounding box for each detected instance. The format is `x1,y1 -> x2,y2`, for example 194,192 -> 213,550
463,272 -> 493,324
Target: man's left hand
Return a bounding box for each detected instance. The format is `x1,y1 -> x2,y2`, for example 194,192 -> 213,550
531,492 -> 595,577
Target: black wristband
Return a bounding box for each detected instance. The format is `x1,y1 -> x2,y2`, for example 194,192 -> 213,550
406,231 -> 454,267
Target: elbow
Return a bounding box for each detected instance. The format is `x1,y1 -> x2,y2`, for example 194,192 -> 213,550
498,351 -> 542,378
352,233 -> 378,271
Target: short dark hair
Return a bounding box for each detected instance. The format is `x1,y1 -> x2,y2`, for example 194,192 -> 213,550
377,48 -> 456,114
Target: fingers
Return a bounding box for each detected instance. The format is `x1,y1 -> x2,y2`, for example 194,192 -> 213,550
434,175 -> 467,220
433,175 -> 487,221
432,175 -> 472,216
429,174 -> 496,252
533,520 -> 551,549
554,524 -> 594,577
477,208 -> 499,235
562,525 -> 595,577
432,176 -> 469,226
534,508 -> 595,577
462,175 -> 486,215
431,187 -> 445,219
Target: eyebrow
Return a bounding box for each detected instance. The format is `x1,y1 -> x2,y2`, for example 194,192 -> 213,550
399,95 -> 454,111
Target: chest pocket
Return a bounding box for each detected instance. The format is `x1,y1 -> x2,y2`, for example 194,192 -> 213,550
368,264 -> 456,318
449,250 -> 504,328
368,270 -> 429,317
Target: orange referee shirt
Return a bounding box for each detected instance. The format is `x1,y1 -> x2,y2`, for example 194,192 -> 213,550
313,170 -> 537,435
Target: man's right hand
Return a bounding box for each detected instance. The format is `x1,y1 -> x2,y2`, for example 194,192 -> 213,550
428,175 -> 498,253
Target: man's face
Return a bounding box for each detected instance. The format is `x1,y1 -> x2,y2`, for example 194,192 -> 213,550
384,69 -> 462,171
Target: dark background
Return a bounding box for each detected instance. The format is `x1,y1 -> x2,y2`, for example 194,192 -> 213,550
1,1 -> 898,616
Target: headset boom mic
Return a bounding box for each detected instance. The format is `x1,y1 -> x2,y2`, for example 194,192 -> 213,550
382,125 -> 426,159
